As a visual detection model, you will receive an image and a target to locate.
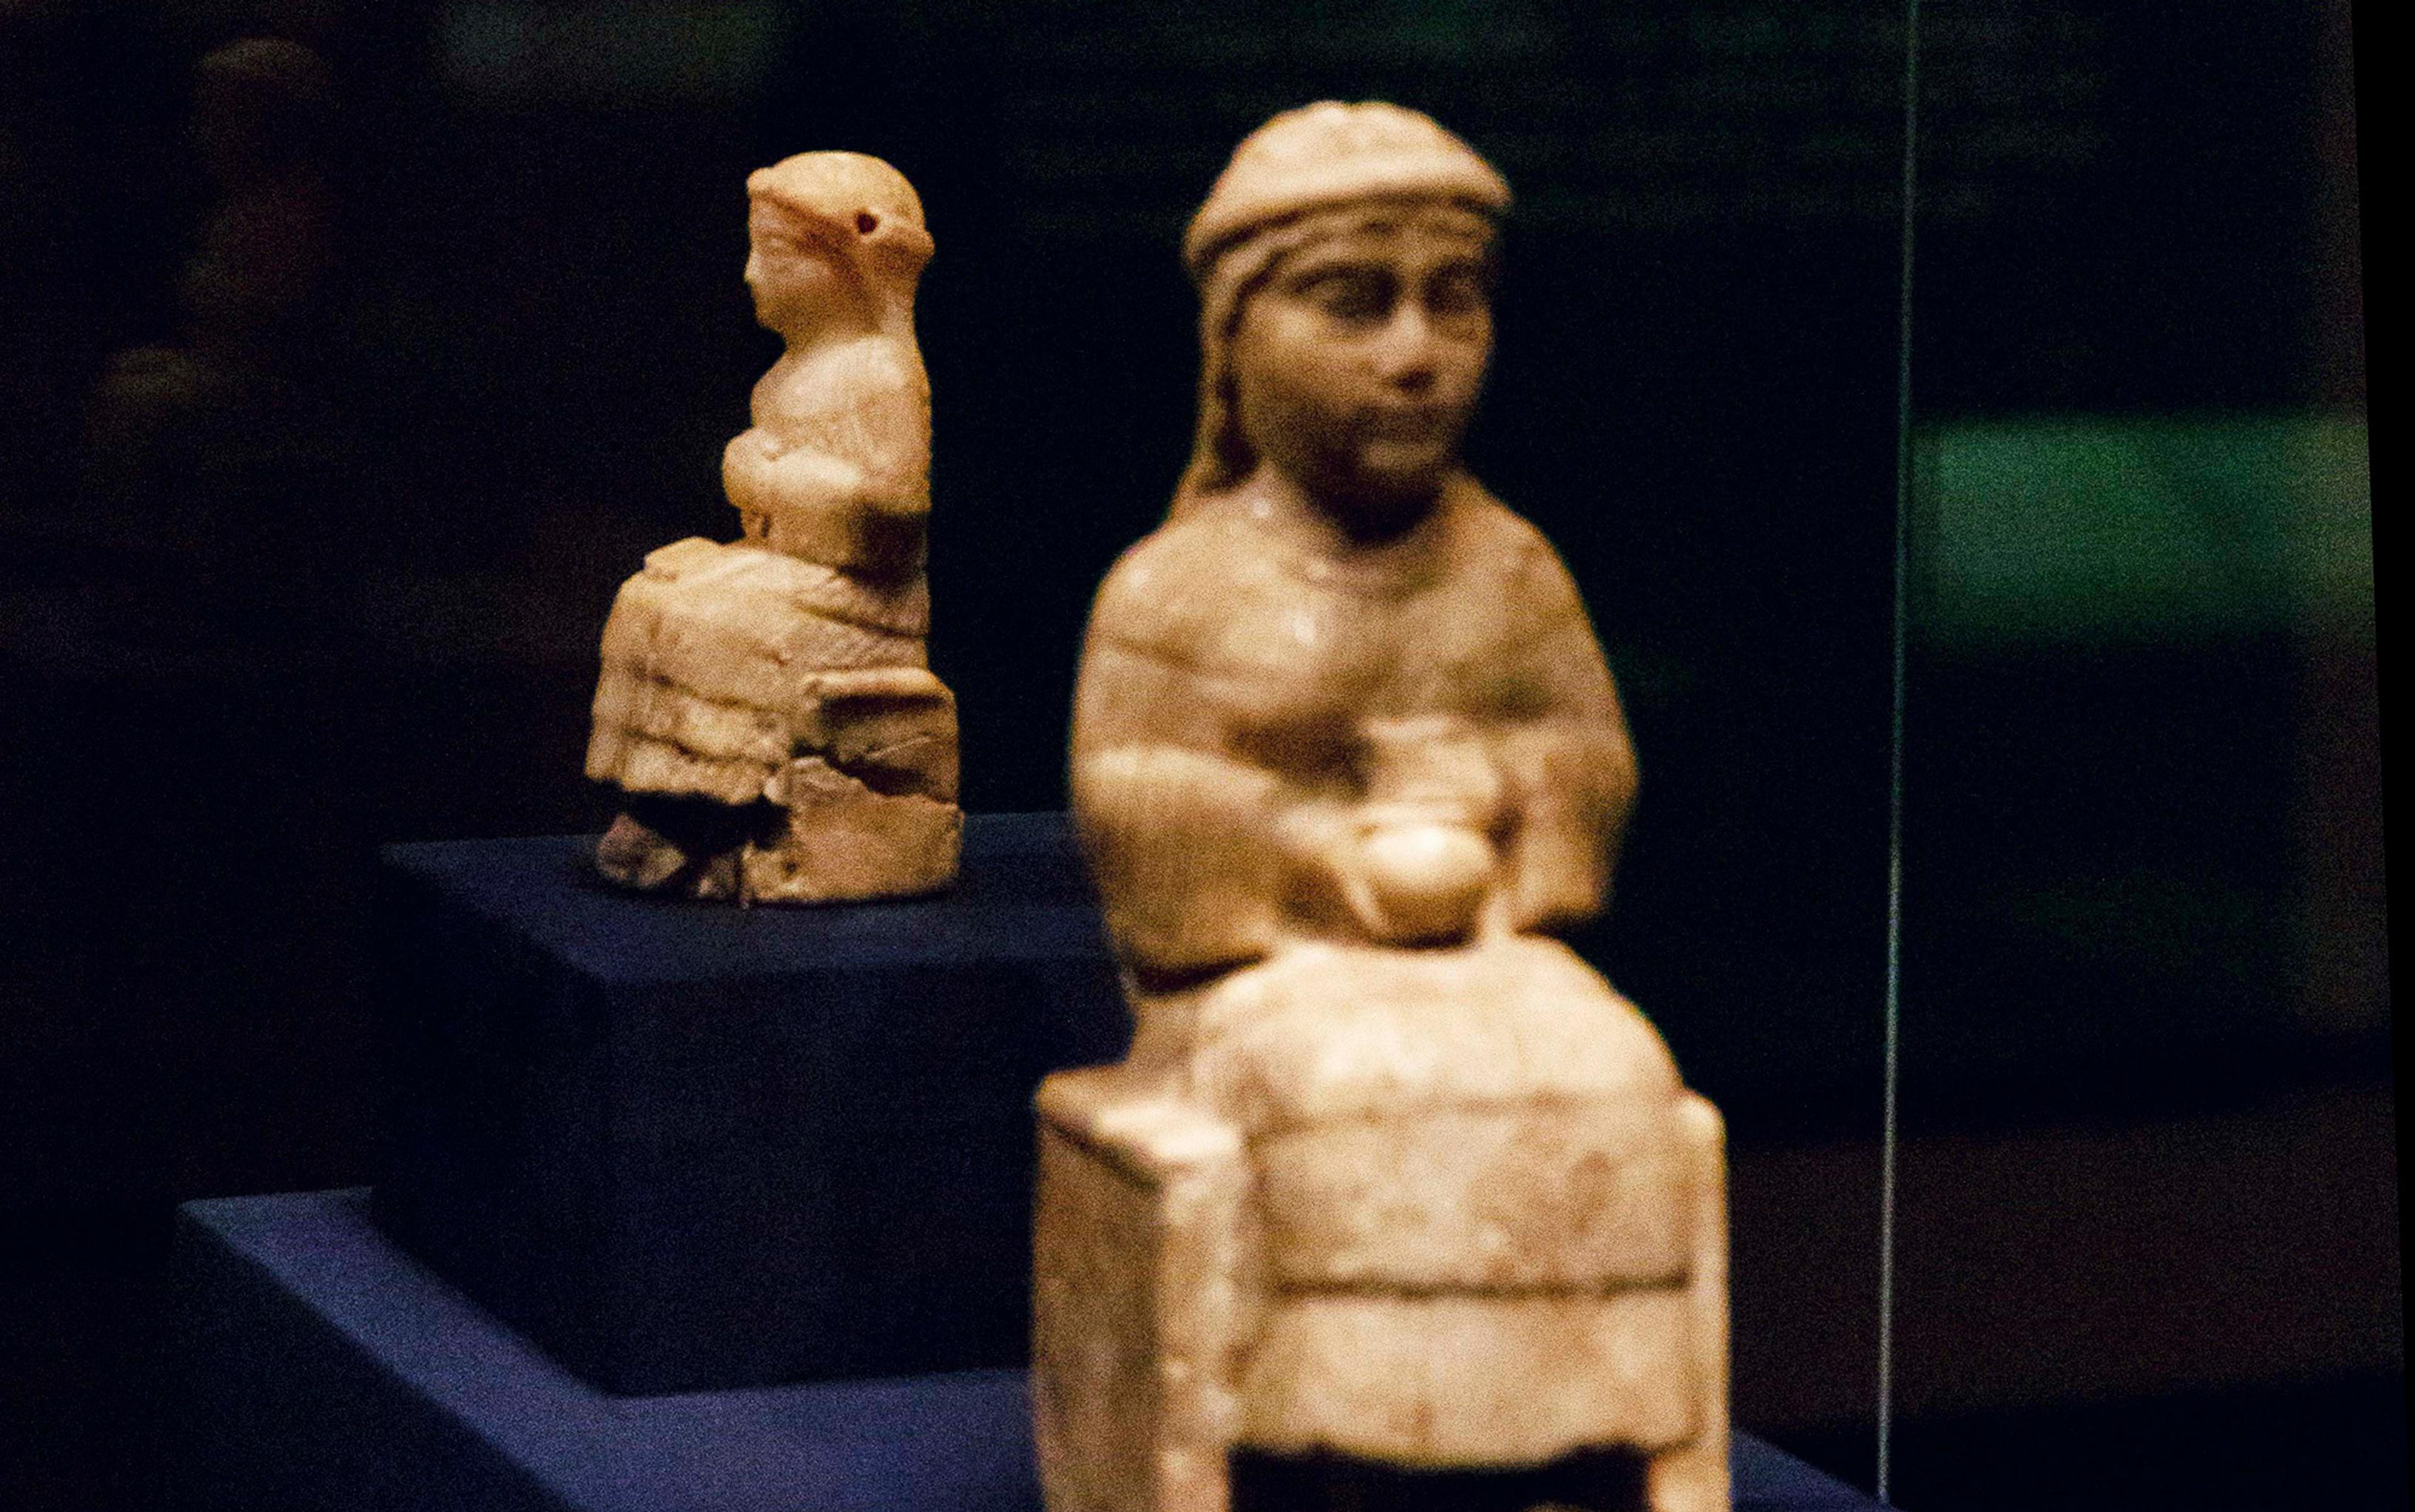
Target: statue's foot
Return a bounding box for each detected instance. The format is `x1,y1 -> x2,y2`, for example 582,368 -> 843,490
595,798 -> 758,899
740,756 -> 960,903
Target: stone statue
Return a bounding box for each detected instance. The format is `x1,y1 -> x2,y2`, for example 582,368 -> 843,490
76,36 -> 346,645
1033,104 -> 1729,1511
586,152 -> 960,903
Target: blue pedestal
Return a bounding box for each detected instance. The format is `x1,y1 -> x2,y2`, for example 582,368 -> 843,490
169,1190 -> 1881,1512
374,814 -> 1129,1395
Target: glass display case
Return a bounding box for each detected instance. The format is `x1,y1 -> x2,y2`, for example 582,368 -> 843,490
0,3 -> 2384,1509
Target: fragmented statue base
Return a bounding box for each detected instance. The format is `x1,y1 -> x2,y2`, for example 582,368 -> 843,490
585,153 -> 960,903
588,540 -> 957,901
1031,103 -> 1729,1511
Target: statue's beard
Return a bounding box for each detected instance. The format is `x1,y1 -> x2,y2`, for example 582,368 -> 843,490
1236,384 -> 1476,537
1313,426 -> 1463,538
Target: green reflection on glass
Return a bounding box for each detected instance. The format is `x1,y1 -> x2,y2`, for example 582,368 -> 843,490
1921,416 -> 2372,646
438,1 -> 792,105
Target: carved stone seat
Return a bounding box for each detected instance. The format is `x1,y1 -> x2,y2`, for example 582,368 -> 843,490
1034,939 -> 1729,1511
586,537 -> 960,901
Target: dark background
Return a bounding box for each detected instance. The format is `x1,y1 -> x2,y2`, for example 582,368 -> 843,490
0,1 -> 2392,1508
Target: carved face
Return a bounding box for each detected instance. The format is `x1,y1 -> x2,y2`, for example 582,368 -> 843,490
1228,214 -> 1494,527
743,201 -> 855,337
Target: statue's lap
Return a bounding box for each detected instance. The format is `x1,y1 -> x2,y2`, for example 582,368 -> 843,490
1163,935 -> 1702,1465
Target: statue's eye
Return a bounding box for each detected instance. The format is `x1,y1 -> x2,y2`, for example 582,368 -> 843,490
857,211 -> 880,235
1425,262 -> 1488,317
1301,269 -> 1393,323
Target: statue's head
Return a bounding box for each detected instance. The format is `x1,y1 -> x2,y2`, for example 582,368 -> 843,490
1179,103 -> 1510,530
743,152 -> 933,340
191,38 -> 335,188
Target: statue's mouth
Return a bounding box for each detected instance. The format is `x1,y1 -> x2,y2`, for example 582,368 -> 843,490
1358,404 -> 1457,442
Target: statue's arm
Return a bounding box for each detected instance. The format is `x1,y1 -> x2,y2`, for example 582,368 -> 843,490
1492,546 -> 1640,935
723,409 -> 931,573
723,369 -> 932,522
1071,633 -> 1288,981
723,427 -> 872,516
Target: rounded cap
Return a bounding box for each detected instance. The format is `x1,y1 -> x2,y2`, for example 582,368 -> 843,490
747,151 -> 933,277
1182,101 -> 1509,278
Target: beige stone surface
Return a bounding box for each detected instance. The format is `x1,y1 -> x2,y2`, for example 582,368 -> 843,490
1033,1071 -> 1253,1512
1255,1101 -> 1694,1291
1239,1289 -> 1700,1465
1035,101 -> 1728,1508
1185,939 -> 1680,1128
584,152 -> 958,903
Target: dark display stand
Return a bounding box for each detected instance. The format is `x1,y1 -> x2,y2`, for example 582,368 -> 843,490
374,814 -> 1128,1394
167,811 -> 1890,1509
170,1189 -> 1880,1512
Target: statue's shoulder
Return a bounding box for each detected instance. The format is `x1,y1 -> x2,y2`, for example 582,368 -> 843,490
756,333 -> 922,408
826,330 -> 925,390
1087,506 -> 1273,663
1440,478 -> 1584,605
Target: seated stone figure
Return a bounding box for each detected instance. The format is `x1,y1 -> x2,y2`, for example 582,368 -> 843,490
1034,104 -> 1728,1512
75,37 -> 345,646
586,153 -> 960,903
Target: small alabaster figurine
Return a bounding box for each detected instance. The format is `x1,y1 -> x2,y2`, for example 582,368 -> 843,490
1033,104 -> 1728,1511
78,37 -> 345,642
586,153 -> 960,902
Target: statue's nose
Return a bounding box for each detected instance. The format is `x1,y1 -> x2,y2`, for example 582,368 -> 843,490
1368,304 -> 1444,391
